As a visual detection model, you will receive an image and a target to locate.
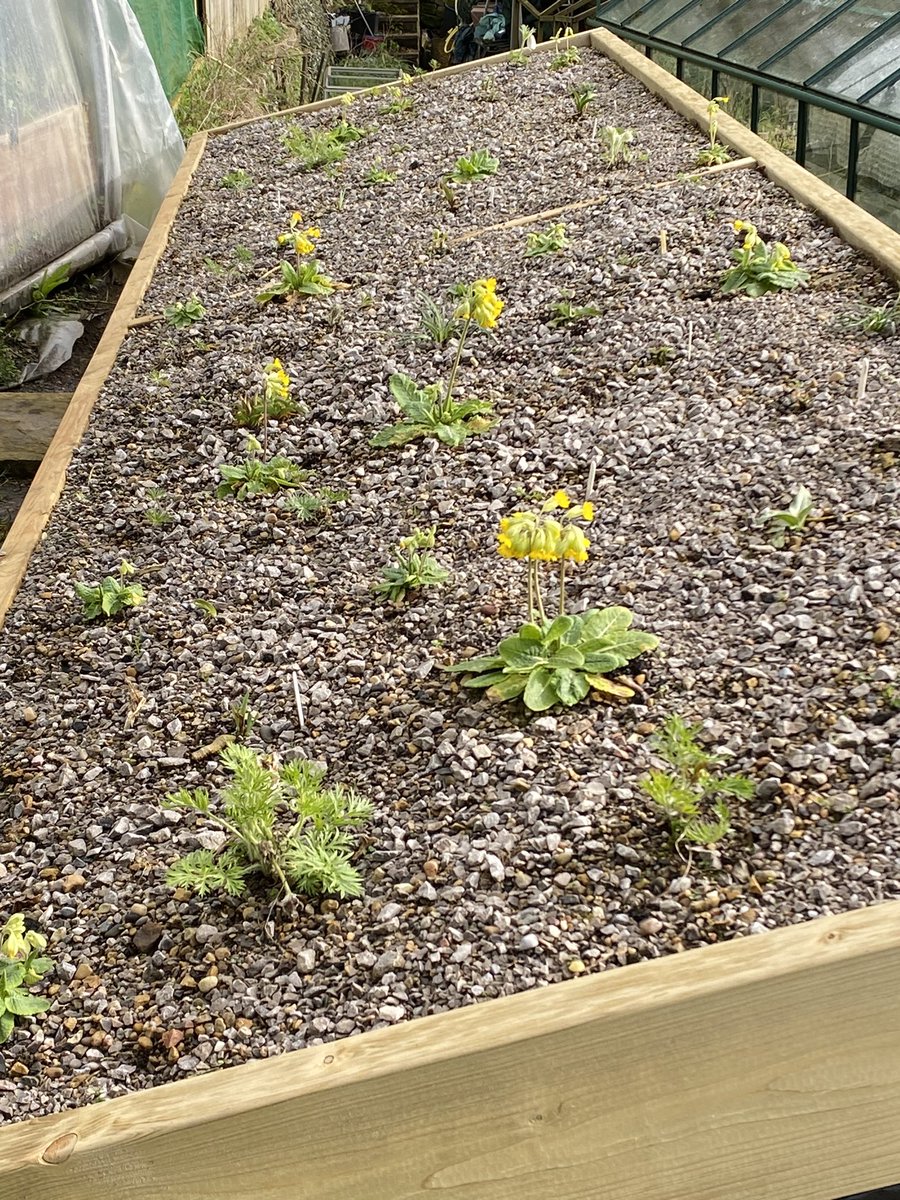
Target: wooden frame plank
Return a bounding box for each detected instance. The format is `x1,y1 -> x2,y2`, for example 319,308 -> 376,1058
589,28 -> 900,283
0,133 -> 208,630
1,904 -> 899,1200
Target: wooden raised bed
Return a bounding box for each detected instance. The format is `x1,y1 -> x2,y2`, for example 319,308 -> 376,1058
1,32 -> 899,1200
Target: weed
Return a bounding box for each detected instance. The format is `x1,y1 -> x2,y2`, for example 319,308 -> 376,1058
525,223 -> 570,258
478,78 -> 500,102
844,295 -> 900,336
229,692 -> 257,740
508,49 -> 528,67
381,86 -> 415,115
280,487 -> 348,522
430,228 -> 450,255
417,292 -> 462,346
282,126 -> 347,169
29,263 -> 71,316
149,369 -> 172,387
548,299 -> 601,327
640,715 -> 753,850
165,295 -> 206,328
163,745 -> 373,901
374,527 -> 450,602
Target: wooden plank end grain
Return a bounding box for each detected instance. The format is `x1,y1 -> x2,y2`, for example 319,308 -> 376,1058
0,133 -> 208,632
1,904 -> 899,1200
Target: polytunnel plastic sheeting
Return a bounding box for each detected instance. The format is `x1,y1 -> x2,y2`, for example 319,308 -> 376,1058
0,0 -> 184,303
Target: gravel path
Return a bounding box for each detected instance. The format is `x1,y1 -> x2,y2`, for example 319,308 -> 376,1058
1,47 -> 898,1122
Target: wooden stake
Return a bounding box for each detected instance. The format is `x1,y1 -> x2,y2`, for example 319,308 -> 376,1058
659,229 -> 668,254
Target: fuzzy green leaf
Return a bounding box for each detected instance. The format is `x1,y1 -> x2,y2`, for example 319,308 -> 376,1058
523,666 -> 559,711
497,636 -> 548,670
0,1010 -> 14,1043
4,990 -> 50,1016
486,674 -> 529,701
445,654 -> 503,675
552,668 -> 590,707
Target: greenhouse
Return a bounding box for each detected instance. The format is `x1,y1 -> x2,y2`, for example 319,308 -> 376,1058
594,0 -> 900,231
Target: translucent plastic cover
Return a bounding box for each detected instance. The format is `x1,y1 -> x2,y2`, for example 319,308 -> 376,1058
0,0 -> 184,299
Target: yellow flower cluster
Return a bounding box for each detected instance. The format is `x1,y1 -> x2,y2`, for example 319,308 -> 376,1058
733,218 -> 761,252
264,358 -> 290,402
497,491 -> 593,563
456,277 -> 504,330
278,211 -> 321,256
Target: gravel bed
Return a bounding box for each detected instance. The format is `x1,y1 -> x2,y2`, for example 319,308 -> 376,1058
1,47 -> 898,1122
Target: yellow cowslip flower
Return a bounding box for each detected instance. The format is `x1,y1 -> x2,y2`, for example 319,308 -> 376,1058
264,358 -> 290,401
581,501 -> 594,522
457,278 -> 503,330
771,242 -> 793,269
558,525 -> 590,563
551,490 -> 570,509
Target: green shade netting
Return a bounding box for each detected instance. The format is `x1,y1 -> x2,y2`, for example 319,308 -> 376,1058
127,0 -> 204,98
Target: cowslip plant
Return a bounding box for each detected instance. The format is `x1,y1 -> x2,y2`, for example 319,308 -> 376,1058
220,168 -> 252,190
722,220 -> 809,296
372,278 -> 501,448
164,745 -> 373,902
844,295 -> 900,336
525,223 -> 570,258
757,484 -> 815,547
281,125 -> 357,169
381,86 -> 415,115
571,82 -> 599,118
508,49 -> 528,67
640,714 -> 753,851
447,491 -> 658,711
696,96 -> 730,167
374,527 -> 450,602
449,149 -> 499,183
0,915 -> 52,1043
165,295 -> 205,328
599,125 -> 636,167
75,560 -> 144,620
257,213 -> 336,304
218,438 -> 309,499
549,27 -> 581,69
233,358 -> 304,434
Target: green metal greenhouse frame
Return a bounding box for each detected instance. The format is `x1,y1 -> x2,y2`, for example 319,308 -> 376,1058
594,0 -> 900,222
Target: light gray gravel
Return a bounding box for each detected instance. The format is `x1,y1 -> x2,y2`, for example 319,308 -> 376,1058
0,47 -> 898,1123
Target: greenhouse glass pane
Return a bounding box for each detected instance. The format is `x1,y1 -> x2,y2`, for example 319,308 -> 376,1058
596,0 -> 689,33
856,127 -> 900,232
687,0 -> 788,56
815,27 -> 900,101
657,0 -> 736,42
865,80 -> 900,119
650,48 -> 679,75
683,61 -> 712,96
804,106 -> 850,195
705,0 -> 839,67
718,73 -> 753,127
774,1 -> 886,84
758,89 -> 798,158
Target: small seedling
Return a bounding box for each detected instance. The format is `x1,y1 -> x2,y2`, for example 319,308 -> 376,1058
280,486 -> 348,522
525,223 -> 570,258
165,295 -> 206,328
29,264 -> 71,316
508,49 -> 528,67
417,292 -> 462,346
449,149 -> 499,183
758,485 -> 815,548
374,527 -> 450,602
282,126 -> 347,169
550,46 -> 581,70
220,168 -> 252,190
845,295 -> 900,336
640,714 -> 753,851
599,125 -> 636,167
478,78 -> 500,102
75,560 -> 144,620
194,599 -> 219,619
0,914 -> 52,1043
722,220 -> 809,296
229,692 -> 257,740
571,82 -> 599,118
430,228 -> 450,255
548,299 -> 601,326
234,245 -> 254,267
164,745 -> 373,901
648,344 -> 675,366
149,369 -> 172,387
363,160 -> 397,186
696,96 -> 730,167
